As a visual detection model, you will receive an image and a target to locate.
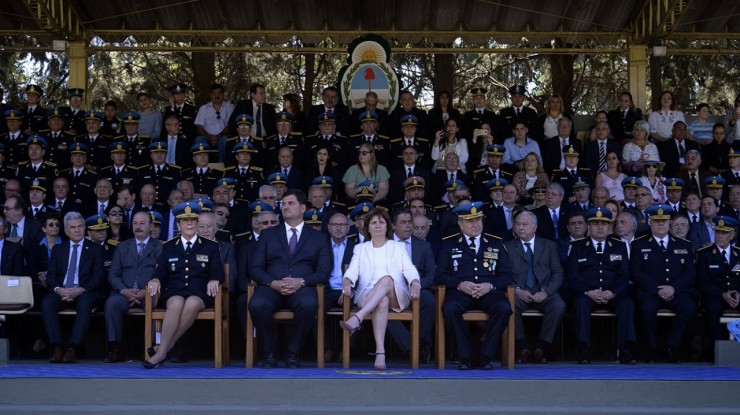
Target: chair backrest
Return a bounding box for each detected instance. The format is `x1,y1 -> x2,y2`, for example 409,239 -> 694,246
0,275 -> 34,314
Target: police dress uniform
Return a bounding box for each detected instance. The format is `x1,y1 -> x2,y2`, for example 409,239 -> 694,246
0,130 -> 28,168
39,129 -> 75,170
18,159 -> 57,195
567,235 -> 636,354
23,105 -> 48,134
185,166 -> 223,196
100,116 -> 124,138
262,132 -> 305,169
115,134 -> 151,168
138,163 -> 182,205
630,209 -> 698,356
389,136 -> 432,171
550,167 -> 594,199
224,136 -> 265,169
435,227 -> 513,366
153,235 -> 225,307
224,165 -> 264,202
164,103 -> 198,140
98,164 -> 139,191
78,133 -> 113,171
472,166 -> 513,202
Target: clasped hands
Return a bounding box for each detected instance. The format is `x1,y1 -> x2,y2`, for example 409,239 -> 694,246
145,279 -> 220,298
56,287 -> 85,302
585,289 -> 615,304
270,277 -> 303,295
657,285 -> 675,302
458,281 -> 493,299
515,287 -> 548,303
722,290 -> 739,308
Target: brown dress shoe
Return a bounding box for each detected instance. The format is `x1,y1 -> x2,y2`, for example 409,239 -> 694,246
63,347 -> 77,364
519,348 -> 532,364
49,347 -> 64,363
533,348 -> 547,364
103,350 -> 124,363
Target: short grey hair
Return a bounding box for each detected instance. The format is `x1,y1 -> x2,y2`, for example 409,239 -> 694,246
633,120 -> 650,134
63,211 -> 84,229
546,182 -> 565,196
259,185 -> 277,198
686,149 -> 701,160
515,210 -> 538,225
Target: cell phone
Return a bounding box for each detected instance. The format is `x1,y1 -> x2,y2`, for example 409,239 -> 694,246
473,129 -> 487,137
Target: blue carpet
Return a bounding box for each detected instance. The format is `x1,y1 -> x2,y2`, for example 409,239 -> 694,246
2,361 -> 739,381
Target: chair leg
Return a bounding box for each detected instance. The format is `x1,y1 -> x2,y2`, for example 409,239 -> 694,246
435,287 -> 446,369
410,298 -> 420,369
502,285 -> 516,369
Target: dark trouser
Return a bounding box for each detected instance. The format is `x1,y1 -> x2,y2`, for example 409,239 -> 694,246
515,292 -> 566,344
104,292 -> 132,343
247,286 -> 318,356
42,291 -> 102,346
387,289 -> 434,353
573,293 -> 636,349
703,296 -> 736,342
636,291 -> 698,349
442,289 -> 511,361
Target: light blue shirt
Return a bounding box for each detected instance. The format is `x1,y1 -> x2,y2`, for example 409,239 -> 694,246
330,238 -> 347,290
503,137 -> 541,165
137,110 -> 162,138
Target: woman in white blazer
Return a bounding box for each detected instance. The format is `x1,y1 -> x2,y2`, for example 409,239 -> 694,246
340,208 -> 421,370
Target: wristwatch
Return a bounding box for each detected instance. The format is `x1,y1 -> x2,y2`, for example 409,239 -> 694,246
300,278 -> 306,287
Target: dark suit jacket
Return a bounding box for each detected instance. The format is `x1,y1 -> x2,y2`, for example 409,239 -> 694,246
533,204 -> 571,241
541,136 -> 582,175
10,218 -> 44,253
389,164 -> 433,204
629,235 -> 695,296
687,220 -> 714,251
583,139 -> 622,173
677,169 -> 710,199
229,99 -> 277,138
409,236 -> 436,289
607,108 -> 642,142
107,237 -> 163,292
305,104 -> 351,137
657,138 -> 700,178
268,166 -> 304,191
45,239 -> 106,293
249,224 -> 332,286
504,236 -> 563,295
1,239 -> 26,275
484,203 -> 515,241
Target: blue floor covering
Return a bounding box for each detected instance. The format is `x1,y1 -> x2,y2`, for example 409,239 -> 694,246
2,360 -> 739,381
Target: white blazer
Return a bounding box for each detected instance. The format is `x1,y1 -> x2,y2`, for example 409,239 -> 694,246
343,240 -> 420,312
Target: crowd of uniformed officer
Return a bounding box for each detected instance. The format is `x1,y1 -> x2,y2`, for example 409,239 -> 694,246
0,81 -> 738,366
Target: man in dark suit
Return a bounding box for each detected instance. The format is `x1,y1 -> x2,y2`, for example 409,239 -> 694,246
388,114 -> 432,171
47,177 -> 83,218
268,146 -> 304,190
471,144 -> 513,202
163,83 -> 198,140
504,210 -> 566,364
697,216 -> 740,344
160,115 -> 194,170
103,211 -> 163,362
388,209 -> 436,363
607,92 -> 642,142
77,111 -> 113,171
304,86 -> 351,137
229,83 -> 277,139
388,90 -> 429,141
687,196 -> 719,250
484,180 -> 517,241
631,204 -> 697,363
389,144 -> 433,204
533,183 -> 570,241
566,207 -> 637,364
542,118 -> 583,175
248,189 -> 332,368
0,214 -> 26,275
137,141 -> 183,206
658,121 -> 699,178
41,211 -> 106,363
432,152 -> 469,205
582,121 -> 621,174
676,150 -> 709,199
436,201 -> 513,370
4,195 -> 44,253
497,85 -> 539,143
462,88 -> 498,142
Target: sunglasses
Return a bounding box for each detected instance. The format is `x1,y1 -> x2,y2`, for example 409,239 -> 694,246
645,164 -> 658,168
533,189 -> 547,194
358,151 -> 373,156
45,222 -> 60,228
261,220 -> 278,225
108,211 -> 124,216
215,111 -> 221,120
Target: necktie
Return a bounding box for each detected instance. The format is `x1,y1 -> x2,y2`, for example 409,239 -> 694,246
450,172 -> 455,182
75,170 -> 80,178
598,141 -> 606,172
478,110 -> 483,116
691,173 -> 698,189
504,208 -> 512,229
255,105 -> 263,137
325,136 -> 330,141
280,136 -> 286,145
672,204 -> 678,213
596,242 -> 603,254
468,236 -> 476,254
57,200 -> 63,209
241,168 -> 246,176
623,110 -> 627,119
582,204 -> 587,211
692,215 -> 698,224
404,240 -> 412,258
156,165 -> 161,174
735,172 -> 740,180
199,168 -> 204,176
551,209 -> 559,239
33,165 -> 39,173
407,168 -> 413,179
53,133 -> 59,140
288,228 -> 298,256
99,203 -> 105,215
679,141 -> 686,158
561,139 -> 567,149
516,108 -> 521,117
10,224 -> 18,238
125,209 -> 132,225
524,242 -> 535,288
722,249 -> 728,264
65,244 -> 79,288
185,241 -> 193,254
138,242 -> 145,256
570,169 -> 576,177
283,168 -> 289,177
659,239 -> 666,251
166,137 -> 176,165
33,207 -> 39,216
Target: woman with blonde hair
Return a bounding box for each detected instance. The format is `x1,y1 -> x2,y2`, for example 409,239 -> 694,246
342,142 -> 390,203
512,152 -> 549,204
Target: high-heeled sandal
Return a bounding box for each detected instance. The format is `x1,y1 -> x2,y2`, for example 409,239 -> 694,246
142,358 -> 164,369
373,353 -> 386,371
339,315 -> 363,335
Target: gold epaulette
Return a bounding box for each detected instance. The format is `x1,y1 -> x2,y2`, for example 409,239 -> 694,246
442,233 -> 460,241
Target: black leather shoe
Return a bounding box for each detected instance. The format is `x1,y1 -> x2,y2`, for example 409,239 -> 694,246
477,361 -> 494,370
142,359 -> 164,369
578,348 -> 591,365
49,347 -> 64,363
533,348 -> 547,364
261,353 -> 277,368
286,353 -> 301,368
518,349 -> 532,364
666,347 -> 680,364
103,350 -> 124,363
619,349 -> 637,365
458,360 -> 473,370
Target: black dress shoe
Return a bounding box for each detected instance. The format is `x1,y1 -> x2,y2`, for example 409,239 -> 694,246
533,348 -> 547,364
286,353 -> 301,368
261,353 -> 277,368
458,360 -> 473,370
63,347 -> 77,364
518,349 -> 532,364
104,350 -> 124,363
142,359 -> 164,369
477,361 -> 494,370
666,348 -> 680,364
49,347 -> 64,363
619,350 -> 637,365
578,349 -> 591,365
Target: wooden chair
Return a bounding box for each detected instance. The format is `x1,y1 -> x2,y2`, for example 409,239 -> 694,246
341,293 -> 419,369
435,285 -> 515,369
245,282 -> 325,368
144,268 -> 230,368
0,276 -> 34,328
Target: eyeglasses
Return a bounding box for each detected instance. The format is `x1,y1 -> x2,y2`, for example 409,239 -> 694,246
261,220 -> 278,225
46,222 -> 60,228
533,189 -> 547,194
329,223 -> 349,227
636,193 -> 650,197
358,151 -> 373,156
108,211 -> 124,216
645,164 -> 658,168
